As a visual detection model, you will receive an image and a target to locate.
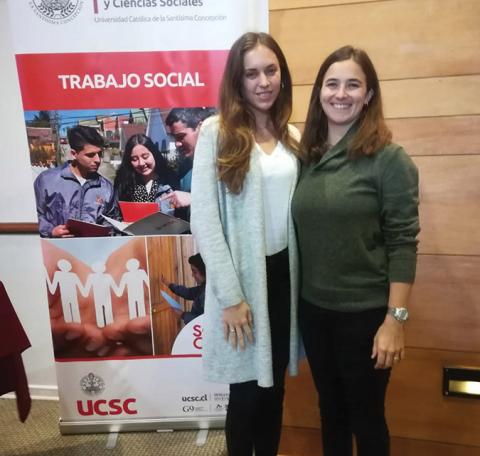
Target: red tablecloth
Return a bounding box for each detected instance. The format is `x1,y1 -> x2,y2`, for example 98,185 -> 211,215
0,281 -> 31,422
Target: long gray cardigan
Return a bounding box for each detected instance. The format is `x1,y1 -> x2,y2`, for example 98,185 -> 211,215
190,116 -> 300,387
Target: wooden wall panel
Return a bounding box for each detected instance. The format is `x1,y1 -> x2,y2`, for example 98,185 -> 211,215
388,116 -> 480,156
283,360 -> 320,428
174,237 -> 187,293
407,255 -> 480,353
291,75 -> 480,123
179,236 -> 197,289
147,237 -> 176,307
270,0 -> 377,10
147,237 -> 181,354
271,0 -> 480,84
386,348 -> 480,446
292,116 -> 480,157
279,426 -> 323,455
391,438 -> 480,456
152,304 -> 179,355
414,155 -> 480,255
177,237 -> 197,312
291,86 -> 311,123
382,76 -> 480,119
283,349 -> 480,447
274,0 -> 480,451
280,427 -> 480,456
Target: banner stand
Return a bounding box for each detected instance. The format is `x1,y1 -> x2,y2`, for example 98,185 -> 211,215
6,0 -> 268,434
59,416 -> 225,435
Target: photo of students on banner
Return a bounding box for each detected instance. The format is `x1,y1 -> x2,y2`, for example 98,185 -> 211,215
29,107 -> 215,238
42,235 -> 205,359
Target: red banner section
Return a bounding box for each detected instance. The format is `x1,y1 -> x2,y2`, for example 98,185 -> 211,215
16,50 -> 229,110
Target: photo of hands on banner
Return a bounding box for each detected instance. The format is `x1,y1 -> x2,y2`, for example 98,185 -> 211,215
42,235 -> 205,359
28,106 -> 216,238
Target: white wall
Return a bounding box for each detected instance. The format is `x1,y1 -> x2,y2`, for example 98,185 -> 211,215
0,236 -> 57,397
0,0 -> 58,398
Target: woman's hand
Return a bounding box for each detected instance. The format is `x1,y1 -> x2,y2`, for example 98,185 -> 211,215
222,300 -> 254,350
371,315 -> 405,369
160,191 -> 191,208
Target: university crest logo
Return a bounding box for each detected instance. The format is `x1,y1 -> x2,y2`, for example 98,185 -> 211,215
30,0 -> 83,24
80,372 -> 106,396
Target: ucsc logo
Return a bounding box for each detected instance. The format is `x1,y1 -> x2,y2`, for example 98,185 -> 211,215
30,0 -> 83,25
77,398 -> 138,416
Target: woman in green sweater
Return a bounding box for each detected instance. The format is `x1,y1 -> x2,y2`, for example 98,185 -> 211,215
291,46 -> 419,456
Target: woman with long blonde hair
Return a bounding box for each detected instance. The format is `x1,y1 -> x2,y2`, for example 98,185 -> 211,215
191,32 -> 301,456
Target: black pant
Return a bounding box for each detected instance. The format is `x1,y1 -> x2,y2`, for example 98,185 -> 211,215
299,300 -> 391,456
225,248 -> 290,456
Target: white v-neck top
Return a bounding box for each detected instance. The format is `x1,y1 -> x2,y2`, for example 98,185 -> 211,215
256,141 -> 297,256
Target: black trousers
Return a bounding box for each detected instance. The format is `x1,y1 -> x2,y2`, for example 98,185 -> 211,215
299,300 -> 391,456
225,248 -> 290,456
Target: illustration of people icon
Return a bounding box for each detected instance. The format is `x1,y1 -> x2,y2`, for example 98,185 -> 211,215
117,259 -> 150,320
82,261 -> 121,328
45,259 -> 84,324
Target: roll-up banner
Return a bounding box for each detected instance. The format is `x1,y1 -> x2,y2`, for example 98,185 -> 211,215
6,0 -> 268,434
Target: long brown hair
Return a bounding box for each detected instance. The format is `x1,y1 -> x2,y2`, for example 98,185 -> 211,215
301,45 -> 391,165
217,32 -> 300,194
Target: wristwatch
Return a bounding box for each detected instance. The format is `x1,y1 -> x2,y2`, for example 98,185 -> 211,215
387,307 -> 409,323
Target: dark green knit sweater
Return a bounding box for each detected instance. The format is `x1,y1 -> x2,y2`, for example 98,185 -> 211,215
292,130 -> 420,312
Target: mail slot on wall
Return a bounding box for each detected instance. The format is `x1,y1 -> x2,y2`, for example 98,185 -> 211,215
443,366 -> 480,399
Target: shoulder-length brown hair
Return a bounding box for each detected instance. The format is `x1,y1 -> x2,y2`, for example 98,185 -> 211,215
301,45 -> 392,165
217,32 -> 300,194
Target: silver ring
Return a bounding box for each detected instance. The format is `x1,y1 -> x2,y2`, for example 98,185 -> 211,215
229,329 -> 235,333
